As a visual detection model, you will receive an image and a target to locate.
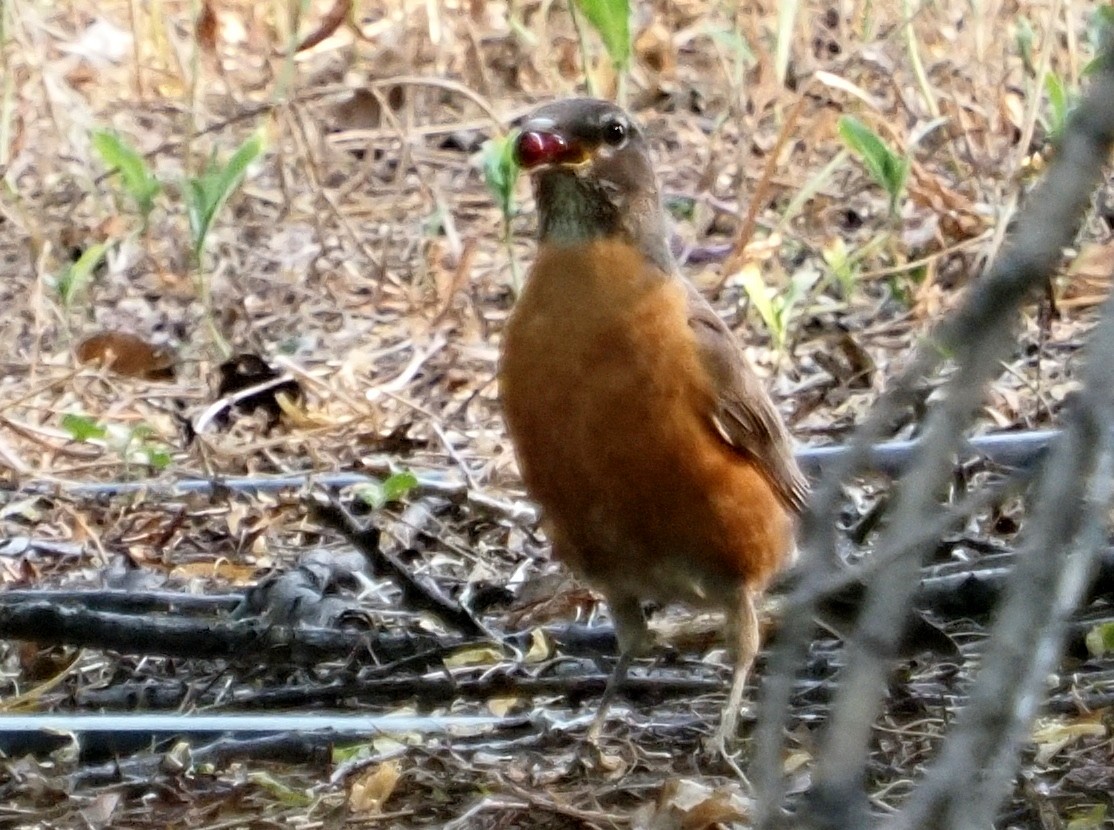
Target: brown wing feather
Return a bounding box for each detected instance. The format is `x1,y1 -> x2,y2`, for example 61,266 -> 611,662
685,283 -> 809,514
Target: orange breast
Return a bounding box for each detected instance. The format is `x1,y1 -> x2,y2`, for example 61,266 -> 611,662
499,239 -> 794,608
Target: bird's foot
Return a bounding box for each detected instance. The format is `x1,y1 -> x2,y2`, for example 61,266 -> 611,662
698,703 -> 754,785
702,729 -> 752,786
578,734 -> 627,774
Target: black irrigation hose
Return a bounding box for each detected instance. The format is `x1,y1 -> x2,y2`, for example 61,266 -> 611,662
794,428 -> 1057,477
7,429 -> 1059,500
0,429 -> 1071,765
0,713 -> 518,761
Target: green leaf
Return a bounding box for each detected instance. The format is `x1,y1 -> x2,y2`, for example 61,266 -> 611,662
246,771 -> 314,807
482,133 -> 520,220
1014,17 -> 1035,75
1044,72 -> 1066,121
186,130 -> 265,261
665,196 -> 696,221
738,264 -> 781,347
484,132 -> 525,293
62,413 -> 106,442
888,274 -> 912,309
56,242 -> 109,306
838,115 -> 890,185
144,446 -> 173,470
1043,71 -> 1069,140
354,470 -> 420,511
1084,621 -> 1114,657
822,237 -> 856,299
1066,804 -> 1108,830
91,129 -> 161,217
776,268 -> 818,341
574,0 -> 631,69
381,471 -> 419,503
837,115 -> 908,214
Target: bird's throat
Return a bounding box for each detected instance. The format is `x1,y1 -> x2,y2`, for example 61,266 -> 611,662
535,171 -> 621,245
534,171 -> 674,274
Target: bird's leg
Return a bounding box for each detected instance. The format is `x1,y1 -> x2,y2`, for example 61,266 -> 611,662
714,585 -> 760,751
587,594 -> 648,743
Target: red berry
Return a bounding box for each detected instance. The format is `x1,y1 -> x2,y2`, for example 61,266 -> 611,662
515,130 -> 570,169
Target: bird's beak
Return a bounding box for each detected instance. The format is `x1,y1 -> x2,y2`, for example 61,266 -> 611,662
514,126 -> 591,171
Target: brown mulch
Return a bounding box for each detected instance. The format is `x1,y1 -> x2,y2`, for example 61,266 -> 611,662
1,0 -> 1112,827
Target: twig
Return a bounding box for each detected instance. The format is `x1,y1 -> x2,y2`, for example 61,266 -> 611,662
310,495 -> 494,640
714,93 -> 808,295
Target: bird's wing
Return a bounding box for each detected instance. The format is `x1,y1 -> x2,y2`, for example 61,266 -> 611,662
685,282 -> 809,514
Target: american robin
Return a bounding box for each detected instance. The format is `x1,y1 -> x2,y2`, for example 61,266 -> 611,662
498,98 -> 808,747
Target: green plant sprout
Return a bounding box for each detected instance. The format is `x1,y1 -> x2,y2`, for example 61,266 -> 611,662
887,264 -> 929,311
821,237 -> 857,301
482,132 -> 523,294
837,115 -> 909,217
85,125 -> 264,357
1015,17 -> 1037,75
820,233 -> 888,301
185,129 -> 265,357
62,413 -> 173,472
737,263 -> 817,352
1085,621 -> 1114,657
571,0 -> 630,100
186,130 -> 265,265
1041,71 -> 1075,144
55,242 -> 109,309
91,129 -> 161,224
354,470 -> 419,510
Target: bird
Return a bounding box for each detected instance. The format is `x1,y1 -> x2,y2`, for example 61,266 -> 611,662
497,98 -> 809,748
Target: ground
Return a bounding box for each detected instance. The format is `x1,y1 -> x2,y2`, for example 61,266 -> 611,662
0,0 -> 1112,827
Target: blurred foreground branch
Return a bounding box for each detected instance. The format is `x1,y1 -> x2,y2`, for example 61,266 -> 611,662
753,31 -> 1114,830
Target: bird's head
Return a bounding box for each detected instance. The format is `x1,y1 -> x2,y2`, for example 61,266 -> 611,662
513,98 -> 672,272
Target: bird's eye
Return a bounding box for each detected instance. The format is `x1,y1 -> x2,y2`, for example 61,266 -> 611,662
602,119 -> 627,147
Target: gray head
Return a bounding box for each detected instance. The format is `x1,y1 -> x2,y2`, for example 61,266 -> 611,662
513,98 -> 673,273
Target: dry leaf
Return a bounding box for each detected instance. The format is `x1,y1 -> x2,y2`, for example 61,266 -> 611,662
444,645 -> 503,667
170,560 -> 258,584
524,627 -> 551,662
1000,90 -> 1026,134
59,18 -> 133,65
554,37 -> 580,80
1058,241 -> 1114,309
487,696 -> 518,717
631,777 -> 751,830
334,88 -> 383,131
746,52 -> 783,127
1032,715 -> 1107,765
908,162 -> 988,243
76,331 -> 176,381
635,22 -> 676,81
783,749 -> 812,773
588,55 -> 618,101
196,0 -> 218,52
348,760 -> 401,814
17,643 -> 74,683
225,501 -> 248,536
79,791 -> 122,828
